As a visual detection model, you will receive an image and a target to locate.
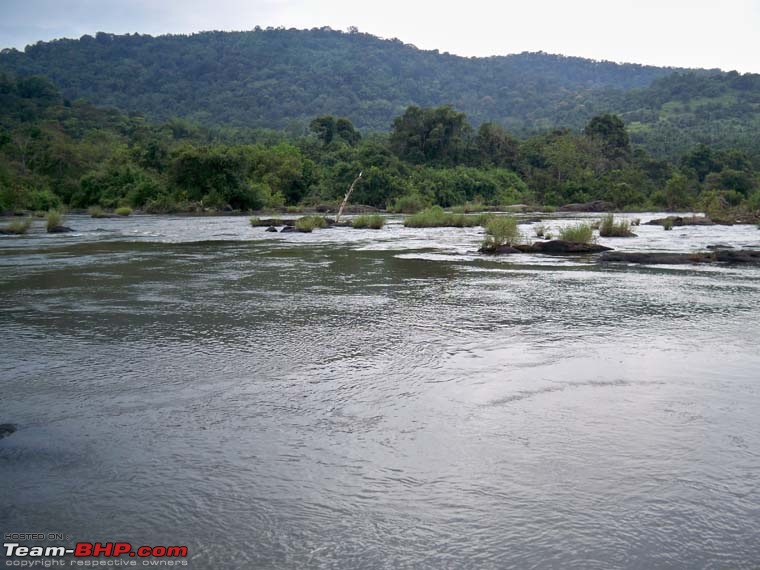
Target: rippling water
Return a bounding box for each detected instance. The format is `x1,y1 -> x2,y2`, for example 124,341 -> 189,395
1,213 -> 759,569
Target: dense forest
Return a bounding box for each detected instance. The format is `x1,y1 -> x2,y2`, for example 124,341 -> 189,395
3,28 -> 760,160
2,73 -> 759,218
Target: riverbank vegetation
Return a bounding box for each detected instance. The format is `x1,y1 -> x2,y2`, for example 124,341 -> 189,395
559,223 -> 595,244
1,74 -> 759,222
599,214 -> 635,237
352,214 -> 385,229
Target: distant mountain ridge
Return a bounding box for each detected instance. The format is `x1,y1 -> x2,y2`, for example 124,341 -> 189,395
2,28 -> 759,158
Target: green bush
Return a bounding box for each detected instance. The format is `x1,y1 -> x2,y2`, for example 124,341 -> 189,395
482,216 -> 521,249
599,213 -> 634,237
559,222 -> 595,243
295,215 -> 328,232
389,193 -> 430,214
352,214 -> 385,229
88,206 -> 107,218
1,217 -> 32,234
663,219 -> 674,230
46,209 -> 64,232
115,206 -> 133,216
404,206 -> 491,228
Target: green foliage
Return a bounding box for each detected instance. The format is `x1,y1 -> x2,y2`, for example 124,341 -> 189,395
663,218 -> 674,230
352,214 -> 385,229
115,206 -> 132,216
389,193 -> 432,214
598,213 -> 635,237
1,217 -> 32,234
559,223 -> 595,243
295,215 -> 328,232
88,205 -> 106,217
404,206 -> 491,228
482,216 -> 521,249
45,209 -> 64,232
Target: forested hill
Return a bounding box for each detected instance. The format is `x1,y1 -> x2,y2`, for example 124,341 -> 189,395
2,28 -> 760,159
0,28 -> 689,131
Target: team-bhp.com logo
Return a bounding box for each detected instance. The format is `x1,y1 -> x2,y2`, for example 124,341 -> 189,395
4,542 -> 188,566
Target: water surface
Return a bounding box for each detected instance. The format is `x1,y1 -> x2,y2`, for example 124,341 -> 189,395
1,214 -> 759,569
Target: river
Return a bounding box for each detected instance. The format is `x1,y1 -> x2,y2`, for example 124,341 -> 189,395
1,213 -> 759,569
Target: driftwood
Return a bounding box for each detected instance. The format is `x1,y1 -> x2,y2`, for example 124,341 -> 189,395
335,172 -> 362,224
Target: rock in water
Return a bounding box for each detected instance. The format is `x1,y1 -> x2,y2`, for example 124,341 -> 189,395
0,424 -> 17,439
265,226 -> 278,232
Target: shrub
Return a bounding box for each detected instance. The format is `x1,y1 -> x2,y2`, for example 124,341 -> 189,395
390,193 -> 430,214
404,206 -> 491,228
663,219 -> 674,231
115,206 -> 133,216
559,223 -> 595,243
46,209 -> 64,232
1,217 -> 32,234
599,213 -> 635,237
88,206 -> 107,218
482,216 -> 521,249
352,214 -> 385,229
295,215 -> 328,233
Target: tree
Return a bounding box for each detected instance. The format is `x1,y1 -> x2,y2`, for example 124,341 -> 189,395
390,105 -> 470,165
584,114 -> 631,161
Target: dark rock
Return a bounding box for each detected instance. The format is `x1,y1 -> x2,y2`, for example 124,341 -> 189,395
479,245 -> 522,254
280,226 -> 297,233
251,218 -> 294,227
599,249 -> 760,265
48,226 -> 75,233
514,240 -> 613,254
265,226 -> 278,232
645,216 -> 714,227
0,423 -> 16,439
706,244 -> 734,250
559,200 -> 614,212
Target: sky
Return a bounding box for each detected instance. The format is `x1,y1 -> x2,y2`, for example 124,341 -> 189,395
1,0 -> 759,72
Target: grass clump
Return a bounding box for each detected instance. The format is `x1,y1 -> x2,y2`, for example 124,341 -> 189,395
404,206 -> 491,228
1,217 -> 32,234
482,216 -> 521,250
46,209 -> 65,232
88,205 -> 107,218
558,222 -> 595,244
115,206 -> 133,216
352,214 -> 385,229
599,213 -> 635,237
295,215 -> 328,233
663,218 -> 674,231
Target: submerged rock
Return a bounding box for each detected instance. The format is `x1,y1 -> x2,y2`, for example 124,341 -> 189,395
0,424 -> 16,439
280,226 -> 296,233
48,226 -> 75,233
265,226 -> 278,232
599,249 -> 760,265
479,245 -> 522,254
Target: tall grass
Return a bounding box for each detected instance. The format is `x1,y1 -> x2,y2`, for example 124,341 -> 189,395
482,216 -> 521,250
663,219 -> 674,231
352,214 -> 385,229
88,206 -> 107,218
598,213 -> 634,237
46,209 -> 64,232
558,222 -> 595,244
295,215 -> 328,232
404,206 -> 491,228
1,217 -> 32,234
115,206 -> 133,216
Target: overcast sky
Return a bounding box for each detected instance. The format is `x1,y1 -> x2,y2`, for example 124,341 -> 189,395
1,0 -> 759,72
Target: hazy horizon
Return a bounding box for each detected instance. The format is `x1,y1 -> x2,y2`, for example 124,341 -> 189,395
1,0 -> 759,73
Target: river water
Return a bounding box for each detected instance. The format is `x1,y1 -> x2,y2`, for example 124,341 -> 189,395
1,213 -> 759,569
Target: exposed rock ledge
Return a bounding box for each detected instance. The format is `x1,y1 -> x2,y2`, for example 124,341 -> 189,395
481,240 -> 613,255
599,250 -> 760,265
